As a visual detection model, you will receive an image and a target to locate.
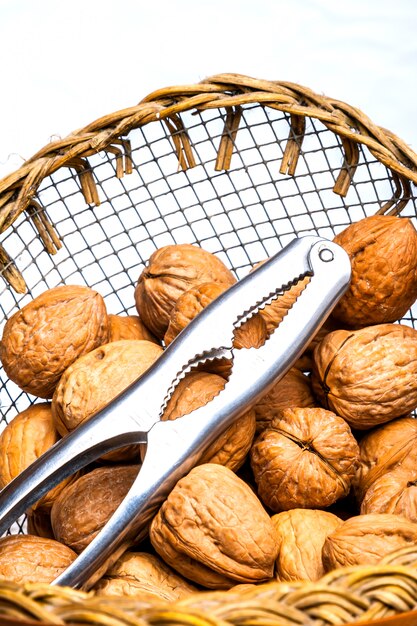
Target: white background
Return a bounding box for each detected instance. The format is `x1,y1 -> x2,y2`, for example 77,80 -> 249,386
0,0 -> 416,180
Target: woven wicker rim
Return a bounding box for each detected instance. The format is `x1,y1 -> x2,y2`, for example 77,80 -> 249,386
1,546 -> 417,626
1,73 -> 417,293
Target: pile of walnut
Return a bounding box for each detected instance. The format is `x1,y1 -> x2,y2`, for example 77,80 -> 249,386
1,213 -> 417,599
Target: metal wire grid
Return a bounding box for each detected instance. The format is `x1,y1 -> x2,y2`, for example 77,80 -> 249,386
1,102 -> 417,436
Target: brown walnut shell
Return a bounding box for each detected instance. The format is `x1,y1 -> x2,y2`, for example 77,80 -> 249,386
250,407 -> 359,512
0,535 -> 77,584
353,417 -> 417,503
248,263 -> 309,337
361,466 -> 417,522
162,371 -> 256,472
52,339 -> 162,461
311,324 -> 417,429
0,285 -> 109,398
254,367 -> 316,433
108,314 -> 159,344
51,465 -> 139,553
93,552 -> 197,600
0,403 -> 76,510
135,244 -> 236,339
322,513 -> 417,570
271,508 -> 343,582
150,463 -> 279,588
164,281 -> 267,351
332,215 -> 417,328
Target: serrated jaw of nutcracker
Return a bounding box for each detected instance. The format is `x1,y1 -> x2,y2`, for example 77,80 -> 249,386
158,235 -> 351,416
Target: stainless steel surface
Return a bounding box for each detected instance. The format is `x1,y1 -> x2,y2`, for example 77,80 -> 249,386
0,234 -> 351,589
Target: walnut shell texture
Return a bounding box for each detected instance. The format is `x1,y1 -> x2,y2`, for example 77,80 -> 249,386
150,463 -> 279,588
93,552 -> 197,600
272,508 -> 342,582
253,274 -> 310,336
312,324 -> 417,429
0,285 -> 109,398
322,513 -> 417,570
135,244 -> 236,339
108,314 -> 159,344
353,417 -> 417,503
162,371 -> 256,471
52,339 -> 163,435
254,367 -> 316,433
51,465 -> 139,554
0,535 -> 77,584
250,407 -> 359,512
332,215 -> 417,327
361,466 -> 417,522
0,403 -> 75,510
164,282 -> 267,352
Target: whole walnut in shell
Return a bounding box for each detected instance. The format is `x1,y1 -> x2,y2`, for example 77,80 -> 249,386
332,215 -> 417,328
164,282 -> 267,354
108,314 -> 159,344
254,367 -> 316,433
52,339 -> 162,461
135,244 -> 236,339
150,463 -> 279,588
250,407 -> 359,512
0,403 -> 76,510
271,508 -> 342,581
322,513 -> 417,570
162,371 -> 256,471
361,466 -> 417,522
312,324 -> 417,429
0,535 -> 77,584
353,417 -> 417,503
0,285 -> 109,398
94,552 -> 197,600
51,465 -> 139,553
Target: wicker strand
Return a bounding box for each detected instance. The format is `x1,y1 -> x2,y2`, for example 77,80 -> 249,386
0,244 -> 27,294
279,114 -> 306,177
215,106 -> 243,172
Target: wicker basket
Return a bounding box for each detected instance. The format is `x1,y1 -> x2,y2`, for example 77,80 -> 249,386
1,73 -> 417,626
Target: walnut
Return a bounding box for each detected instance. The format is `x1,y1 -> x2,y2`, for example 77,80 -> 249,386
108,314 -> 159,344
361,466 -> 417,522
164,281 -> 266,351
250,407 -> 359,512
353,417 -> 417,503
135,244 -> 236,339
254,367 -> 316,433
251,273 -> 310,336
162,371 -> 256,472
271,509 -> 342,581
332,215 -> 417,328
0,535 -> 76,584
322,513 -> 417,570
51,465 -> 139,553
150,463 -> 278,588
93,552 -> 197,600
311,324 -> 417,429
0,285 -> 109,398
52,339 -> 163,461
0,403 -> 76,510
